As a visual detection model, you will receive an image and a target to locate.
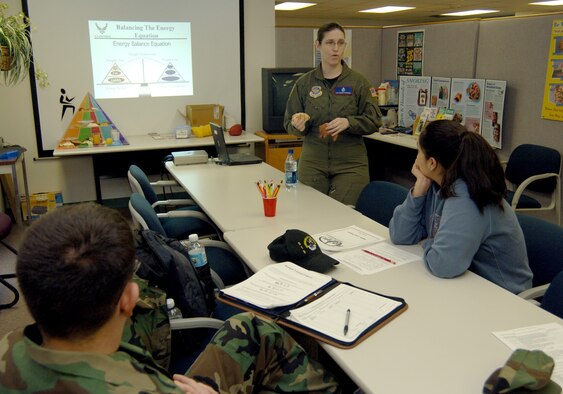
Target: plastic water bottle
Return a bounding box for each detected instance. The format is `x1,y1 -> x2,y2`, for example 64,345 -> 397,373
285,149 -> 297,189
188,234 -> 208,269
187,234 -> 214,305
166,298 -> 183,320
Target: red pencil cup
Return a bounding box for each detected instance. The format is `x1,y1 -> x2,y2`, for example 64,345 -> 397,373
262,197 -> 277,217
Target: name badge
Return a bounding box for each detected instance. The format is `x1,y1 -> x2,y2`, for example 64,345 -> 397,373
334,86 -> 353,95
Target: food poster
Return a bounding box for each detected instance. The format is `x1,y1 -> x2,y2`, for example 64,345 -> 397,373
482,80 -> 506,149
430,77 -> 451,108
397,30 -> 424,77
541,19 -> 563,122
398,76 -> 431,127
449,78 -> 485,133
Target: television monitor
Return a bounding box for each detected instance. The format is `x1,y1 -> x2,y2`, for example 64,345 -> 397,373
262,67 -> 312,133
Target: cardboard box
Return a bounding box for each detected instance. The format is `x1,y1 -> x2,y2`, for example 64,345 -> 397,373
186,104 -> 224,127
21,191 -> 63,221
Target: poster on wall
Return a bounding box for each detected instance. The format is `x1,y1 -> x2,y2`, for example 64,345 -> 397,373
449,78 -> 485,133
430,77 -> 451,108
314,29 -> 352,67
482,80 -> 507,149
398,76 -> 431,127
397,30 -> 424,77
541,19 -> 563,122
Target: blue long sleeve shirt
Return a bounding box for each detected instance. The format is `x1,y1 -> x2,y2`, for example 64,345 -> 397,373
389,179 -> 532,294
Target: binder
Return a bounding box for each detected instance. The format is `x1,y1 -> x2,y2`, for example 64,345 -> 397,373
216,262 -> 408,349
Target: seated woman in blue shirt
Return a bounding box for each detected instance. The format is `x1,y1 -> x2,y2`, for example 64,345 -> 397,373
389,120 -> 532,294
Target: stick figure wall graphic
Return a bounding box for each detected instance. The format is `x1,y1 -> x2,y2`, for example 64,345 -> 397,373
60,88 -> 75,120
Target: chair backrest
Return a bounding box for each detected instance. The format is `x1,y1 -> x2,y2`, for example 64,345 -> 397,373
129,193 -> 167,236
128,165 -> 159,205
516,213 -> 563,288
505,144 -> 561,193
355,181 -> 409,227
541,270 -> 563,319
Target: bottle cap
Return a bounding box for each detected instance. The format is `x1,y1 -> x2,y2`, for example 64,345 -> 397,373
166,298 -> 175,309
188,234 -> 198,242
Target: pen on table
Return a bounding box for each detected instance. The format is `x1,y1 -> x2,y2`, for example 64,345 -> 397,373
344,308 -> 351,336
361,249 -> 396,265
293,289 -> 324,309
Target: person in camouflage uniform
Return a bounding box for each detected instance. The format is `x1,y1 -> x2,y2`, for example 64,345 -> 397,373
284,22 -> 382,206
0,202 -> 340,393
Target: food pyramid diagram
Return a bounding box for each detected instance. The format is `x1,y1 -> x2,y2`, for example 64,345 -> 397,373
57,93 -> 128,149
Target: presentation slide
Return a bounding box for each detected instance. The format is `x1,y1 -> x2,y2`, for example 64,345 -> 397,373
88,20 -> 193,99
24,0 -> 242,156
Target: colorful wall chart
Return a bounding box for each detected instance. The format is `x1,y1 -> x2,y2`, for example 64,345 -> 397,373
541,19 -> 563,122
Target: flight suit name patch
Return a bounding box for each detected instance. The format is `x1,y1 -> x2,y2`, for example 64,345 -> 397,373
334,86 -> 353,95
309,86 -> 323,98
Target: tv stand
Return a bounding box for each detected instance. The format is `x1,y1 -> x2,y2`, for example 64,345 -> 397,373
255,131 -> 303,171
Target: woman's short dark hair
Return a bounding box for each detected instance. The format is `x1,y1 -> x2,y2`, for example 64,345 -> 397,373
16,202 -> 135,339
419,120 -> 506,212
316,22 -> 345,43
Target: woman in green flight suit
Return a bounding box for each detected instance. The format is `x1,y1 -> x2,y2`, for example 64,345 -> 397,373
284,22 -> 382,206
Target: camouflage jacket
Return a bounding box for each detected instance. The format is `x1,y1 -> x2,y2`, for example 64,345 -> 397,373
0,324 -> 184,393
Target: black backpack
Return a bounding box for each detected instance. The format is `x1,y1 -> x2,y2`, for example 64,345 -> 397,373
134,229 -> 215,317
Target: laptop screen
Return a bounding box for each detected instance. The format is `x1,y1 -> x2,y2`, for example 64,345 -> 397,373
210,122 -> 230,163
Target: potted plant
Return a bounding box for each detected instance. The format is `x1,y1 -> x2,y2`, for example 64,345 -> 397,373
0,2 -> 32,86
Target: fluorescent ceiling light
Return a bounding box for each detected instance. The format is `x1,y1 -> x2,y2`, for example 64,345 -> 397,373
360,6 -> 415,13
529,0 -> 563,5
441,9 -> 499,16
275,2 -> 316,11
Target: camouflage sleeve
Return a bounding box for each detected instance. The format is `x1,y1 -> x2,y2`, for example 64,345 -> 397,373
122,276 -> 171,370
187,312 -> 341,393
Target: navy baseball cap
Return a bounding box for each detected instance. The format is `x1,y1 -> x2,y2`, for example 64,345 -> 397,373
267,229 -> 339,273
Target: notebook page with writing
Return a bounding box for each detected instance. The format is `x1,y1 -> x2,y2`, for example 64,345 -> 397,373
287,284 -> 402,342
220,262 -> 332,309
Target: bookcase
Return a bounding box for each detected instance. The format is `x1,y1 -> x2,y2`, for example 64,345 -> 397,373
255,131 -> 303,171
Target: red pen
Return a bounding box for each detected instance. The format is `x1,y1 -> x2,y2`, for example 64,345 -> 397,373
362,249 -> 396,265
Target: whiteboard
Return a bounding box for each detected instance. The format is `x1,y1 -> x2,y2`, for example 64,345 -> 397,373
24,0 -> 243,156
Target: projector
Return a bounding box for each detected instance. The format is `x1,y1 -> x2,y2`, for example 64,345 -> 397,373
172,150 -> 209,165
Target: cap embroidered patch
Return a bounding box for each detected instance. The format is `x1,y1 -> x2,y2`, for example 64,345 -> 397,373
334,86 -> 353,95
309,86 -> 323,98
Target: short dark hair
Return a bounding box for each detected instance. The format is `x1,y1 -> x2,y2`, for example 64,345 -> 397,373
316,22 -> 345,43
420,120 -> 506,212
16,203 -> 135,339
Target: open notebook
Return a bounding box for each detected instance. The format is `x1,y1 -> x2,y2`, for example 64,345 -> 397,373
210,123 -> 262,165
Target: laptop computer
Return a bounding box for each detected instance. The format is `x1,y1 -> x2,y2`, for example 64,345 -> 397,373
210,122 -> 263,165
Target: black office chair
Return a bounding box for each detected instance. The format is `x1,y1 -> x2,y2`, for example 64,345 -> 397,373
128,164 -> 199,213
540,270 -> 563,319
516,214 -> 563,302
0,213 -> 19,309
355,181 -> 409,227
504,144 -> 561,225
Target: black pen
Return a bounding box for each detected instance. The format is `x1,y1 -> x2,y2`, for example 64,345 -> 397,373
344,308 -> 350,336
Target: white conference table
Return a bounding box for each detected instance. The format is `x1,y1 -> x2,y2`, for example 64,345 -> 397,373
165,161 -> 367,232
364,131 -> 418,150
224,221 -> 562,394
165,160 -> 562,393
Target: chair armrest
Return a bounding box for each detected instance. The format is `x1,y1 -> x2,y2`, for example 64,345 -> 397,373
170,317 -> 224,330
150,180 -> 179,188
511,173 -> 559,209
152,199 -> 197,208
159,211 -> 222,240
518,283 -> 549,300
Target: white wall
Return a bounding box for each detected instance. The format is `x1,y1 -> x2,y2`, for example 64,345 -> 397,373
0,0 -> 275,203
